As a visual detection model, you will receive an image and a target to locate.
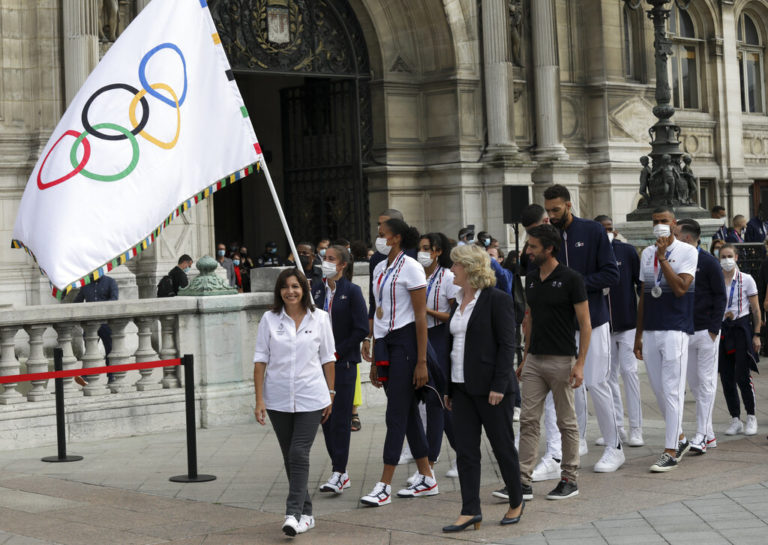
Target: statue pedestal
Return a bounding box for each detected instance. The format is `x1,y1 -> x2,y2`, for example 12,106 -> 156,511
626,205 -> 710,222
616,218 -> 724,249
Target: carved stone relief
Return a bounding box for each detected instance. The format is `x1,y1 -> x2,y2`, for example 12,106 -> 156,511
609,97 -> 655,142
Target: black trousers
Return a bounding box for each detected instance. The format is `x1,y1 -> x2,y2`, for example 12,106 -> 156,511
451,383 -> 523,516
322,361 -> 357,472
720,333 -> 756,418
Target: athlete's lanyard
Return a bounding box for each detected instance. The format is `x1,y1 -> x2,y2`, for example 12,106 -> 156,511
426,267 -> 442,308
653,250 -> 672,289
377,251 -> 405,309
727,272 -> 742,315
323,281 -> 335,314
563,231 -> 569,266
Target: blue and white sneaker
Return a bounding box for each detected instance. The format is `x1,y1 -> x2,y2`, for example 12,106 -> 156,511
397,474 -> 439,498
361,482 -> 392,506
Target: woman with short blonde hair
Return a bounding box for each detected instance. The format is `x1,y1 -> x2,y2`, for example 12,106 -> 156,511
450,245 -> 497,290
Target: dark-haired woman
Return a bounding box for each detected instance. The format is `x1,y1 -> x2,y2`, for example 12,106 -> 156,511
361,219 -> 438,506
253,269 -> 336,536
311,246 -> 368,495
417,233 -> 458,479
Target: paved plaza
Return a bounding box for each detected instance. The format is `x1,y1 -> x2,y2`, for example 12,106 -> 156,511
0,371 -> 767,544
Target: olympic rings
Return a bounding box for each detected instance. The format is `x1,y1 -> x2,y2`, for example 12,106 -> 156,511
81,83 -> 150,141
37,130 -> 92,190
36,41 -> 187,190
70,123 -> 140,182
129,83 -> 181,150
139,43 -> 188,108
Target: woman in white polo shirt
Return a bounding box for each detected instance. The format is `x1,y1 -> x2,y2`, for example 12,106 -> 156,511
718,244 -> 761,437
253,269 -> 336,537
360,218 -> 437,507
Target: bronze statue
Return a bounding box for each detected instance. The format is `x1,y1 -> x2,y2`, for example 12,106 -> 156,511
680,154 -> 698,205
638,156 -> 652,205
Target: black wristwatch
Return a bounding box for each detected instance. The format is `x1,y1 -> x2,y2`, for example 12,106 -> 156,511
753,333 -> 761,337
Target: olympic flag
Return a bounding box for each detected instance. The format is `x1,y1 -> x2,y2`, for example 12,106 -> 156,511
12,0 -> 261,297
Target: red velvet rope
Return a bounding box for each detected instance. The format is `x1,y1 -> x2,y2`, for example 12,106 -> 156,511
0,358 -> 182,384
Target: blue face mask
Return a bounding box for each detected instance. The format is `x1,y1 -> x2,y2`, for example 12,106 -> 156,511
217,249 -> 225,257
233,259 -> 240,266
269,247 -> 277,254
714,249 -> 720,258
183,266 -> 191,273
483,238 -> 491,247
319,248 -> 326,258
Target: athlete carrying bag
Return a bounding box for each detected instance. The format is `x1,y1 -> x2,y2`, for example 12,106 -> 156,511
157,275 -> 175,298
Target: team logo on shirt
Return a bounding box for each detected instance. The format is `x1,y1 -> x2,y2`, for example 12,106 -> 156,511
575,241 -> 584,248
553,281 -> 563,288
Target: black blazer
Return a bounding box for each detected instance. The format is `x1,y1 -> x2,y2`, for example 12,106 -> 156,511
447,288 -> 518,397
311,277 -> 369,363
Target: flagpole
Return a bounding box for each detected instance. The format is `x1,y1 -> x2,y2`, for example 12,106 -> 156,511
258,158 -> 304,277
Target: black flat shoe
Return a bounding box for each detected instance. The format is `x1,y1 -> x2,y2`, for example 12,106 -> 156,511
442,514 -> 482,533
500,500 -> 525,525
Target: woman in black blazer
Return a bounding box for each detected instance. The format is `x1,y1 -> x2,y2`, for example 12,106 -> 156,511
443,244 -> 522,532
311,245 -> 369,495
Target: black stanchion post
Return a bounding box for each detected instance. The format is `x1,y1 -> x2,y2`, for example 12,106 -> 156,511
170,354 -> 216,482
42,348 -> 83,463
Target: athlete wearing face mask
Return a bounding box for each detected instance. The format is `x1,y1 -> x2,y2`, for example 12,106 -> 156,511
216,242 -> 236,287
297,242 -> 323,285
158,254 -> 194,297
257,241 -> 286,268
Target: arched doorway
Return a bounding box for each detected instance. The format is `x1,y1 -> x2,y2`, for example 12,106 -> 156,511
210,0 -> 373,254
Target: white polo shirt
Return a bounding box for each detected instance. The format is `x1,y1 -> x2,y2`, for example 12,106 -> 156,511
372,252 -> 427,339
253,308 -> 336,412
426,267 -> 459,328
723,269 -> 757,320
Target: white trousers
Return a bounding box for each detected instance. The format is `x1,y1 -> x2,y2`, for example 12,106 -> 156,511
643,330 -> 689,450
609,329 -> 643,430
687,330 -> 719,438
543,323 -> 618,456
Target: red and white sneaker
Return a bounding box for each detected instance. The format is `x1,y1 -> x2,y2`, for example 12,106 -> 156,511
297,515 -> 315,534
706,435 -> 717,449
319,472 -> 350,494
689,433 -> 707,455
396,474 -> 439,498
361,482 -> 392,506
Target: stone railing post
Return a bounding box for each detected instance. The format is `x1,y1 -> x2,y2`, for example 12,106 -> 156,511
81,321 -> 109,396
160,316 -> 180,389
134,317 -> 161,391
107,318 -> 135,393
24,325 -> 51,401
0,326 -> 25,404
54,323 -> 81,395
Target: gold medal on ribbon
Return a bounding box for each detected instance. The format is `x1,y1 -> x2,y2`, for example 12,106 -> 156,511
376,307 -> 384,319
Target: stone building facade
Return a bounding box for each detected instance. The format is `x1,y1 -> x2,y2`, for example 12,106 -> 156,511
1,0 -> 766,306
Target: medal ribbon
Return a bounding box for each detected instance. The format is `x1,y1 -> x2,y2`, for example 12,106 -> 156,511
323,280 -> 334,314
426,267 -> 441,303
653,250 -> 672,290
376,251 -> 405,311
727,272 -> 742,315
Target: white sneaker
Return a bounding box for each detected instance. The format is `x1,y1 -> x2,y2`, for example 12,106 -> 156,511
360,482 -> 392,507
319,471 -> 350,494
445,460 -> 459,478
619,428 -> 628,443
297,515 -> 315,534
397,474 -> 439,498
513,406 -> 521,422
398,446 -> 414,465
594,436 -> 606,446
745,415 -> 758,436
579,438 -> 588,456
593,446 -> 625,473
282,515 -> 300,536
627,428 -> 645,447
725,417 -> 744,436
706,435 -> 718,449
531,456 -> 561,482
406,469 -> 420,486
689,433 -> 707,455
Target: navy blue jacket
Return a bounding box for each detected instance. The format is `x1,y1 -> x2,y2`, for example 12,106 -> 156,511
608,240 -> 640,332
557,216 -> 619,328
312,277 -> 369,364
693,248 -> 727,335
725,228 -> 745,243
490,258 -> 513,294
74,276 -> 118,302
745,217 -> 766,243
368,248 -> 418,319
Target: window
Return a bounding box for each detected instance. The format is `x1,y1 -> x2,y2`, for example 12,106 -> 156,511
622,3 -> 644,81
668,7 -> 701,110
737,13 -> 765,114
623,5 -> 634,78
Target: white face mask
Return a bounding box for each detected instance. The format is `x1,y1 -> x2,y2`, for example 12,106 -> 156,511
375,237 -> 391,255
417,252 -> 433,268
607,232 -> 614,243
321,261 -> 338,278
653,224 -> 671,239
720,257 -> 736,272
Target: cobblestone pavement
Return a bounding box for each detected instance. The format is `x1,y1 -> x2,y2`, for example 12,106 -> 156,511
0,371 -> 766,544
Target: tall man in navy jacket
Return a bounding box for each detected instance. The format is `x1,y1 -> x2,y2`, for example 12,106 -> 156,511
595,216 -> 645,448
675,219 -> 727,455
544,185 -> 623,473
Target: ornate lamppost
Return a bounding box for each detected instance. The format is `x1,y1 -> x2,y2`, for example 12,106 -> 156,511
624,0 -> 708,220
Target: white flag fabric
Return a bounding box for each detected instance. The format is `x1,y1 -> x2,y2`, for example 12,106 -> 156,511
12,0 -> 261,297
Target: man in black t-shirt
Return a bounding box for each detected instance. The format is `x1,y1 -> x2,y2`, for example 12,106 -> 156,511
517,224 -> 591,501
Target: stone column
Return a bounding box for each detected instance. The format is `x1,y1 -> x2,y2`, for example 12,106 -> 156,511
24,325 -> 51,401
482,0 -> 517,154
530,0 -> 568,160
62,0 -> 100,106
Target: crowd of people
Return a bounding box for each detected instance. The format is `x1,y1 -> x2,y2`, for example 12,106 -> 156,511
249,186 -> 765,537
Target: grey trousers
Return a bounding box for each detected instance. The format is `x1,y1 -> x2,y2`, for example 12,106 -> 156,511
268,409 -> 323,517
